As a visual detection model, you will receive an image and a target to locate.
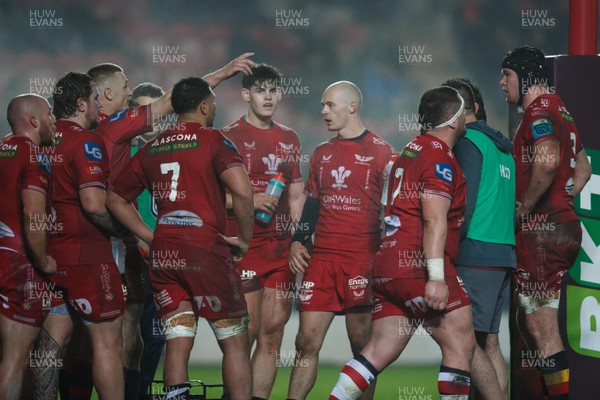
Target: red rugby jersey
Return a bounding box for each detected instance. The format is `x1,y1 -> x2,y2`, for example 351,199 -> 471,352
0,136 -> 50,255
111,123 -> 244,256
47,120 -> 113,265
305,130 -> 392,264
221,116 -> 303,241
374,134 -> 466,278
513,94 -> 583,225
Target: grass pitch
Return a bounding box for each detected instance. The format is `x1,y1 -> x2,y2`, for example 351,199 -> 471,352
85,363 -> 440,399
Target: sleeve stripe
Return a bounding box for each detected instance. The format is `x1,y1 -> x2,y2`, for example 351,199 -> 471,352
79,182 -> 106,190
224,161 -> 245,169
423,189 -> 453,200
26,185 -> 47,195
533,136 -> 560,144
303,190 -> 318,198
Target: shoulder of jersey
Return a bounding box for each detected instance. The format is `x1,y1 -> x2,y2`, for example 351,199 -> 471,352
0,134 -> 11,144
527,95 -> 557,117
75,129 -> 101,142
272,120 -> 296,134
206,126 -> 227,138
59,126 -> 98,144
364,131 -> 390,148
211,129 -> 239,152
9,137 -> 37,156
404,137 -> 447,159
56,121 -> 91,135
221,120 -> 241,133
315,139 -> 335,151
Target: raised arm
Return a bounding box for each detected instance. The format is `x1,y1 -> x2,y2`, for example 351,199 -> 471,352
202,52 -> 257,89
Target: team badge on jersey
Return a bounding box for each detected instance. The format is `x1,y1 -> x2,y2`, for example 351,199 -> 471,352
84,142 -> 103,161
262,154 -> 282,174
530,118 -> 554,139
331,166 -> 351,189
434,163 -> 453,183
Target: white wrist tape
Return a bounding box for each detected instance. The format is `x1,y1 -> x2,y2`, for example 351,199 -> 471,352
426,258 -> 445,282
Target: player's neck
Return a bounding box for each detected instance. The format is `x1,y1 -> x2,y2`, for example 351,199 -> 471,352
465,114 -> 477,124
337,120 -> 366,139
177,115 -> 207,126
523,85 -> 549,110
245,112 -> 273,130
102,105 -> 120,117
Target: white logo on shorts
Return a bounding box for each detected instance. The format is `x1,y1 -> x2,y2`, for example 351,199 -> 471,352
194,295 -> 222,312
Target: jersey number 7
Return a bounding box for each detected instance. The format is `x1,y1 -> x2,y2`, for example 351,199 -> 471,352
160,162 -> 181,202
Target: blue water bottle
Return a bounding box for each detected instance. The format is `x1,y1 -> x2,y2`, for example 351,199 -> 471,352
255,172 -> 285,224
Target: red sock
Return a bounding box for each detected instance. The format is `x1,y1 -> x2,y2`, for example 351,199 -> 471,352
59,359 -> 93,400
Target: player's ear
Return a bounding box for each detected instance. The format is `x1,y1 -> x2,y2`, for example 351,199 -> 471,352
199,100 -> 208,116
29,114 -> 40,129
76,97 -> 87,114
104,87 -> 113,102
474,102 -> 480,115
241,88 -> 250,103
348,100 -> 358,115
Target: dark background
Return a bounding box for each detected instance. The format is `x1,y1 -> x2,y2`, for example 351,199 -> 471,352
0,0 -> 582,158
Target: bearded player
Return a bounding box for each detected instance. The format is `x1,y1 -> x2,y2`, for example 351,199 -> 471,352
51,53 -> 257,399
32,72 -> 127,400
0,94 -> 57,400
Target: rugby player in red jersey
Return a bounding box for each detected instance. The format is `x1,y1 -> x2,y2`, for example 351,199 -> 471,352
89,52 -> 257,185
107,77 -> 254,400
0,94 -> 56,400
330,86 -> 475,400
287,81 -> 392,400
31,72 -> 127,400
221,64 -> 305,400
502,46 -> 591,399
82,53 -> 256,398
